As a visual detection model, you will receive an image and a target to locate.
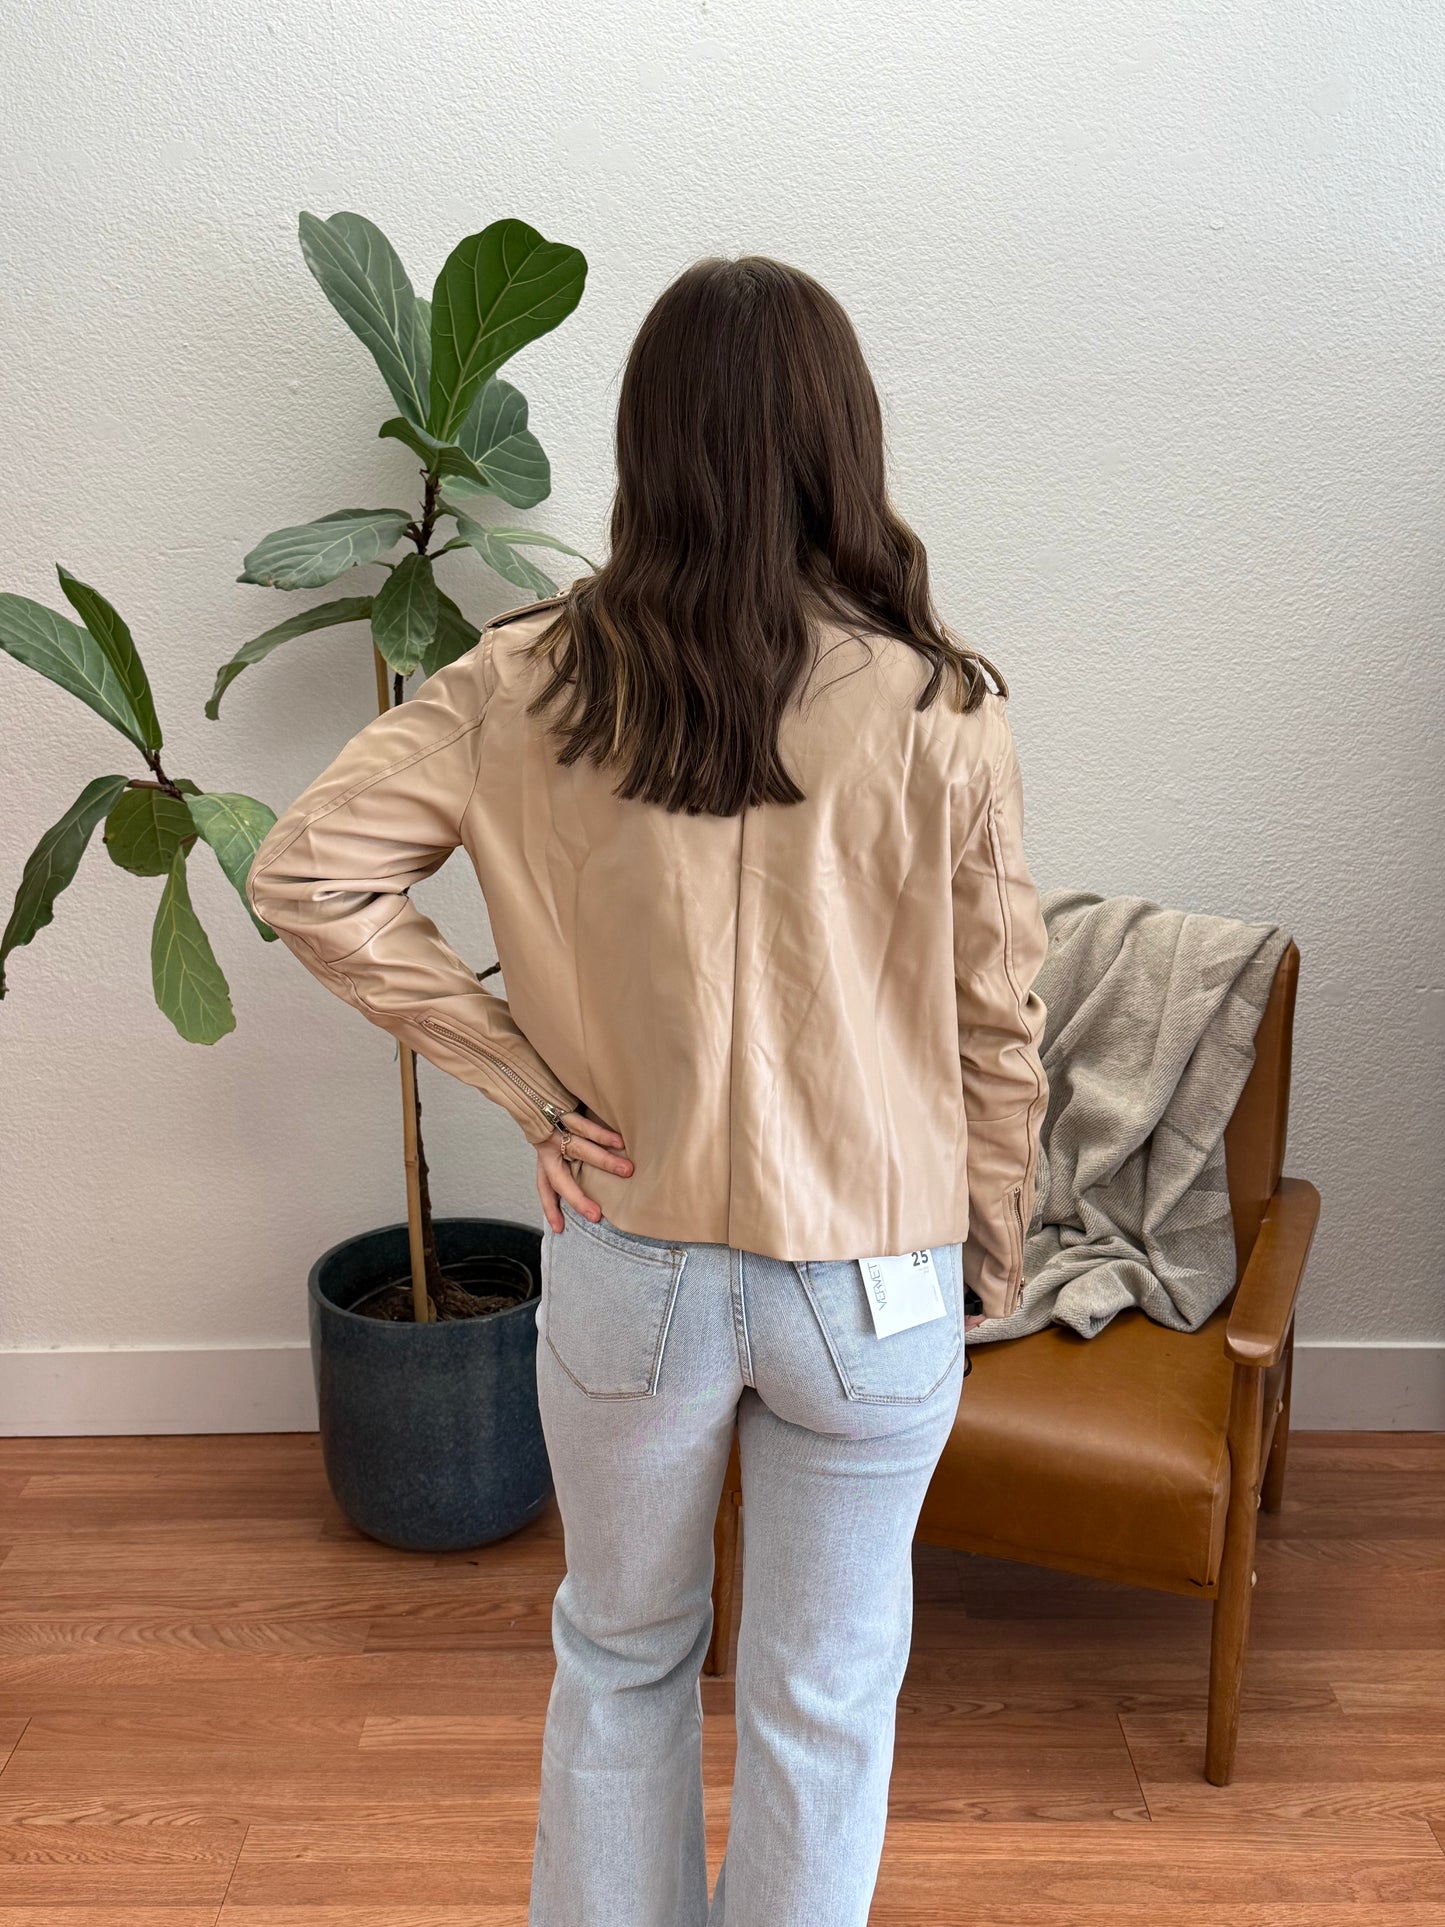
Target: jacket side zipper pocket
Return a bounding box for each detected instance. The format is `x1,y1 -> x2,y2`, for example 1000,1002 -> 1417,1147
417,1015 -> 570,1134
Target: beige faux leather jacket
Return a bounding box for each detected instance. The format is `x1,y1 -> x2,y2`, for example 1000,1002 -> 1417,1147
246,595 -> 1050,1322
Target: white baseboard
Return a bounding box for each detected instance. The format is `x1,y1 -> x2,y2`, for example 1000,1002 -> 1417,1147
1290,1342 -> 1445,1431
0,1345 -> 318,1436
0,1342 -> 1439,1437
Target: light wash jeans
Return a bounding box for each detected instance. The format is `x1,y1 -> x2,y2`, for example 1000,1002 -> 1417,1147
528,1198 -> 967,1927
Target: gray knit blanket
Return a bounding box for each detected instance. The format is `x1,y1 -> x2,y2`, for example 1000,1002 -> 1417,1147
966,889 -> 1292,1345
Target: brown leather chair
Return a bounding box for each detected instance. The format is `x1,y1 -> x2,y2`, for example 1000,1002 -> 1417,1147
704,940 -> 1318,1787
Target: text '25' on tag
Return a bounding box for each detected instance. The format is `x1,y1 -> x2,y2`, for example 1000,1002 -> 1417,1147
857,1250 -> 947,1339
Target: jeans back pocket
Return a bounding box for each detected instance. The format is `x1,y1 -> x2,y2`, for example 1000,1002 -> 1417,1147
795,1241 -> 964,1403
541,1200 -> 687,1399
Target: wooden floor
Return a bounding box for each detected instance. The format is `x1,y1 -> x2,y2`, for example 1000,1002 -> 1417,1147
0,1432 -> 1442,1922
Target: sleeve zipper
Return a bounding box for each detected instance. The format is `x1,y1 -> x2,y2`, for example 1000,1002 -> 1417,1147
1004,1181 -> 1026,1315
416,1015 -> 571,1134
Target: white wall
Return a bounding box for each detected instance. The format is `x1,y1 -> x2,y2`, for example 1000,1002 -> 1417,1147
1,1 -> 1441,1425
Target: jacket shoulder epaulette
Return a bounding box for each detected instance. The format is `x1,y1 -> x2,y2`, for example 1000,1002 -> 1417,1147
483,593 -> 570,635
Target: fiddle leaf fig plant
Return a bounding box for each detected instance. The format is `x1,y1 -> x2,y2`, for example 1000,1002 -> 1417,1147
0,571 -> 276,1042
207,211 -> 595,717
200,207 -> 596,1326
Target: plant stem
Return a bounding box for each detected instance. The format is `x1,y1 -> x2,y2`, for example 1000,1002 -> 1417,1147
132,753 -> 185,800
415,470 -> 442,555
399,1043 -> 431,1326
373,638 -> 435,1326
412,1081 -> 446,1298
378,459 -> 459,1324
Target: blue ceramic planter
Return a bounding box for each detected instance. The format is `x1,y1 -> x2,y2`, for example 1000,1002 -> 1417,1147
307,1217 -> 552,1552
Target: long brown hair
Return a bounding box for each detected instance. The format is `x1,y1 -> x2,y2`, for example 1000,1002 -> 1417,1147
524,254 -> 997,817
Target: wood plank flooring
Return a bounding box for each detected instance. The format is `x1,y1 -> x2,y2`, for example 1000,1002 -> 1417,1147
0,1431 -> 1441,1921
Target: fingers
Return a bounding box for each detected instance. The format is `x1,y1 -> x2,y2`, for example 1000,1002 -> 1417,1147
559,1127 -> 634,1180
539,1145 -> 605,1224
536,1162 -> 564,1234
536,1111 -> 633,1237
562,1110 -> 628,1152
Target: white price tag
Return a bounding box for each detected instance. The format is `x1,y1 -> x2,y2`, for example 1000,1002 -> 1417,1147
858,1250 -> 947,1339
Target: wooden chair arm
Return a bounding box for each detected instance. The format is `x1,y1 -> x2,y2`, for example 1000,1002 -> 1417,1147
1224,1177 -> 1321,1369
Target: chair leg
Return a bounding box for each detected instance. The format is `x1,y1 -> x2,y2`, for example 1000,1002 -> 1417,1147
704,1489 -> 741,1678
1206,1365 -> 1266,1785
1260,1328 -> 1295,1515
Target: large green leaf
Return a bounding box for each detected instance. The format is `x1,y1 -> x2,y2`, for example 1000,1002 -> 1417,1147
418,591 -> 482,678
104,785 -> 197,877
371,553 -> 438,675
151,847 -> 235,1044
239,511 -> 411,591
378,416 -> 491,492
0,594 -> 147,750
0,773 -> 129,996
448,516 -> 556,598
187,792 -> 278,939
446,512 -> 595,597
206,596 -> 373,718
434,473 -> 494,516
480,526 -> 595,566
428,221 -> 587,440
380,381 -> 550,508
455,378 -> 551,508
55,568 -> 163,752
298,210 -> 431,429
378,412 -> 448,468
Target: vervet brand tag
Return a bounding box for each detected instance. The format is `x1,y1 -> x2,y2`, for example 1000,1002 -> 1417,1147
858,1251 -> 947,1339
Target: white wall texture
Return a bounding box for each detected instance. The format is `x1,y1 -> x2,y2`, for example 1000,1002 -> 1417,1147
1,2 -> 1441,1426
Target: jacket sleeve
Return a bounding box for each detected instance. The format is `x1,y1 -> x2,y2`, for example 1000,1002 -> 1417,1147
951,698 -> 1050,1317
245,635 -> 578,1146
